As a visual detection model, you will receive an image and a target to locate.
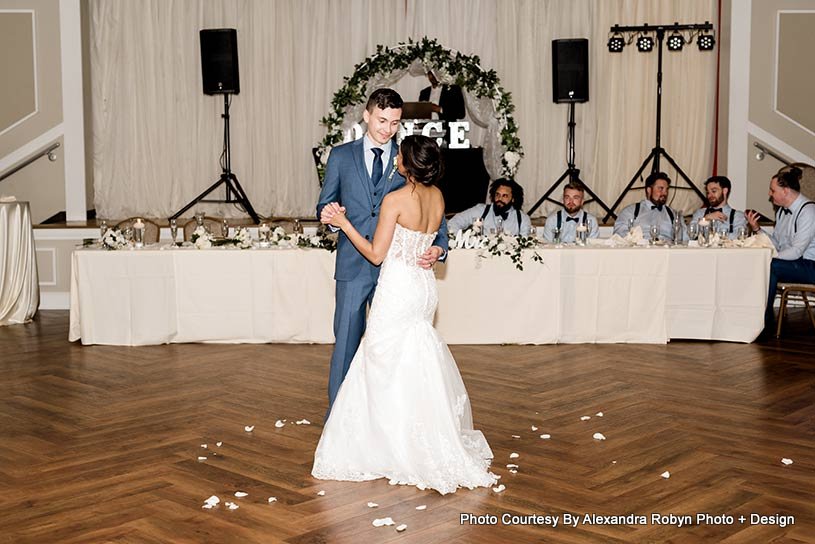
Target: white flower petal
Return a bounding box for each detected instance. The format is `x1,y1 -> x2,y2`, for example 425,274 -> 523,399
200,444 -> 207,448
234,491 -> 248,498
396,524 -> 407,532
216,441 -> 223,447
367,502 -> 378,508
244,425 -> 255,432
506,464 -> 518,469
197,456 -> 207,461
204,495 -> 220,506
415,505 -> 427,510
225,501 -> 239,510
593,432 -> 606,440
661,471 -> 671,479
540,434 -> 551,439
581,416 -> 591,421
492,484 -> 506,493
296,419 -> 311,425
782,458 -> 794,465
202,503 -> 215,509
268,497 -> 277,503
275,420 -> 285,428
388,479 -> 398,486
511,435 -> 521,439
373,517 -> 395,527
596,412 -> 604,417
509,469 -> 518,474
531,426 -> 538,431
509,452 -> 519,459
317,490 -> 325,496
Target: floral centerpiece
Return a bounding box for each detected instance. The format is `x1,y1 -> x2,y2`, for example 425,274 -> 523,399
83,227 -> 129,250
449,229 -> 543,271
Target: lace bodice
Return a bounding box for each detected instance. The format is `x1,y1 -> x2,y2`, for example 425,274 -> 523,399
384,223 -> 438,269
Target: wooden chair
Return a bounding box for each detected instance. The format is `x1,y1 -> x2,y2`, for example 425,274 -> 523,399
183,216 -> 227,240
115,217 -> 160,244
775,283 -> 815,337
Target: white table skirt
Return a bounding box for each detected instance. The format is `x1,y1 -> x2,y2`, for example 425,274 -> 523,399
69,245 -> 771,346
1,202 -> 39,326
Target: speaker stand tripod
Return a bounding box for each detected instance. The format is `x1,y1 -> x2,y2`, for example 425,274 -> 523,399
528,102 -> 612,217
171,94 -> 260,223
602,27 -> 705,223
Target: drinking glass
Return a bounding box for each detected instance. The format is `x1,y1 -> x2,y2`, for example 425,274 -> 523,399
688,222 -> 699,241
258,222 -> 271,247
495,217 -> 504,236
222,218 -> 230,237
195,211 -> 205,228
700,223 -> 711,246
99,219 -> 107,240
649,224 -> 659,244
169,219 -> 178,244
124,227 -> 134,244
293,219 -> 304,235
133,225 -> 144,248
627,217 -> 636,234
718,225 -> 728,241
737,225 -> 748,241
552,227 -> 561,245
576,225 -> 588,246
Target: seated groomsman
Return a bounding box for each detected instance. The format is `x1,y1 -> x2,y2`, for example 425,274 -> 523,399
746,166 -> 815,332
613,171 -> 687,242
448,178 -> 532,236
690,175 -> 747,239
543,180 -> 600,243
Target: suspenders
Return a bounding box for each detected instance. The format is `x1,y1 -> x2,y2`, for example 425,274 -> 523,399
634,202 -> 674,222
479,205 -> 522,231
556,210 -> 588,229
782,201 -> 815,233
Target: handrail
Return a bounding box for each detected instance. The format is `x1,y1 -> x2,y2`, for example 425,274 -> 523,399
0,142 -> 60,184
753,141 -> 790,166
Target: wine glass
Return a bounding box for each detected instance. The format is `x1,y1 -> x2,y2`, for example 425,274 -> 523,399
99,220 -> 107,240
222,218 -> 230,237
627,217 -> 636,234
195,211 -> 205,227
495,217 -> 504,236
552,227 -> 561,245
737,225 -> 748,241
169,219 -> 178,245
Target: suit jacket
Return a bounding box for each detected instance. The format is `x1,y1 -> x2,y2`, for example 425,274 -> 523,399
419,84 -> 465,122
316,138 -> 449,281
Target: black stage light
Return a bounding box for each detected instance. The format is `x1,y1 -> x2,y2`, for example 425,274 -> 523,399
667,31 -> 684,51
607,34 -> 625,52
697,32 -> 715,51
636,34 -> 654,52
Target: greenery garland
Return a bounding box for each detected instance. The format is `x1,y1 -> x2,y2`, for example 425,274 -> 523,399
315,37 -> 523,184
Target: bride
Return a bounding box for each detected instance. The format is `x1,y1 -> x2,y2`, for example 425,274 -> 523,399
312,135 -> 497,495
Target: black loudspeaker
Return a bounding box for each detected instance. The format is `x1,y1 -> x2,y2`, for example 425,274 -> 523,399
552,38 -> 588,103
200,28 -> 240,95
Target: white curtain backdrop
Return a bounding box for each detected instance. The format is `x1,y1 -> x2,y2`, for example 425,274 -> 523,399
90,0 -> 717,220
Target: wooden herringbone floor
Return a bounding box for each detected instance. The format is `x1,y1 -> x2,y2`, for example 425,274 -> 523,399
1,311 -> 813,543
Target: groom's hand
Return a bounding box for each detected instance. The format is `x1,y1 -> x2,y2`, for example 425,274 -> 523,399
320,202 -> 346,224
418,246 -> 444,269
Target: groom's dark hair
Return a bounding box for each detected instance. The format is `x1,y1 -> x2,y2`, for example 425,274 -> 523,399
400,135 -> 444,186
366,88 -> 403,112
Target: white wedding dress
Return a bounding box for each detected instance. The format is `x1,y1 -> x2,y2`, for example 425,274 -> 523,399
312,223 -> 497,495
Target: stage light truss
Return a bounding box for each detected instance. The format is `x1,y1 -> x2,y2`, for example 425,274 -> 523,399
607,22 -> 715,54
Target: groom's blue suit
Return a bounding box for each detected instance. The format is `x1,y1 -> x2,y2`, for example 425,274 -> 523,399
316,137 -> 449,414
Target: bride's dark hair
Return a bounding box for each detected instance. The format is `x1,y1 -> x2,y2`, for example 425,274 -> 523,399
400,135 -> 444,186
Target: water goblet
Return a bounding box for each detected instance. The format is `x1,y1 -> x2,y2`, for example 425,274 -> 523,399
737,225 -> 748,241
688,222 -> 699,241
222,218 -> 230,237
169,219 -> 178,245
700,223 -> 711,246
495,217 -> 504,236
99,219 -> 107,240
627,217 -> 636,234
552,227 -> 561,245
649,224 -> 660,244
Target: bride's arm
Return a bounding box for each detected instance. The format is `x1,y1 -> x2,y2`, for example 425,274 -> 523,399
328,194 -> 399,266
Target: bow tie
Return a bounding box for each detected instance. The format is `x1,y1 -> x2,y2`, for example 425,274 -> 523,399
706,207 -> 722,214
651,204 -> 664,212
565,216 -> 579,223
494,206 -> 509,221
780,208 -> 792,215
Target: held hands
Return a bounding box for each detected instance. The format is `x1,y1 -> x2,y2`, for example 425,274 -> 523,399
704,211 -> 727,222
417,246 -> 443,269
320,202 -> 348,228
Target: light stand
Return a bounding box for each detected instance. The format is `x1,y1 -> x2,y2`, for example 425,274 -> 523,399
528,102 -> 613,217
171,94 -> 260,223
602,22 -> 713,222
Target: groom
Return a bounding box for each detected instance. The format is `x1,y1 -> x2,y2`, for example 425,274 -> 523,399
317,88 -> 449,416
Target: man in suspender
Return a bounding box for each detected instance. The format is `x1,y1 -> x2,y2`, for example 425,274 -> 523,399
691,176 -> 747,239
746,167 -> 815,333
612,171 -> 687,242
543,180 -> 600,243
447,178 -> 532,236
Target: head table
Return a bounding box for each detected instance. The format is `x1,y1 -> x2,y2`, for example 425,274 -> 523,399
69,244 -> 770,346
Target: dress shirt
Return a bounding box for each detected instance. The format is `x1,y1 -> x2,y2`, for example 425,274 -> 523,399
613,199 -> 687,242
542,210 -> 600,243
447,204 -> 532,236
690,204 -> 747,240
763,194 -> 815,260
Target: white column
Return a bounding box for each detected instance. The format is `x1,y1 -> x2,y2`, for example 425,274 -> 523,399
59,0 -> 86,221
727,0 -> 752,210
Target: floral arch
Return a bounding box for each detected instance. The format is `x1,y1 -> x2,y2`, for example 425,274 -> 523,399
315,37 -> 523,185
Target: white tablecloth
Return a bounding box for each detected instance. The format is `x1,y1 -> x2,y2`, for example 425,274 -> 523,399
69,245 -> 771,346
1,202 -> 39,325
